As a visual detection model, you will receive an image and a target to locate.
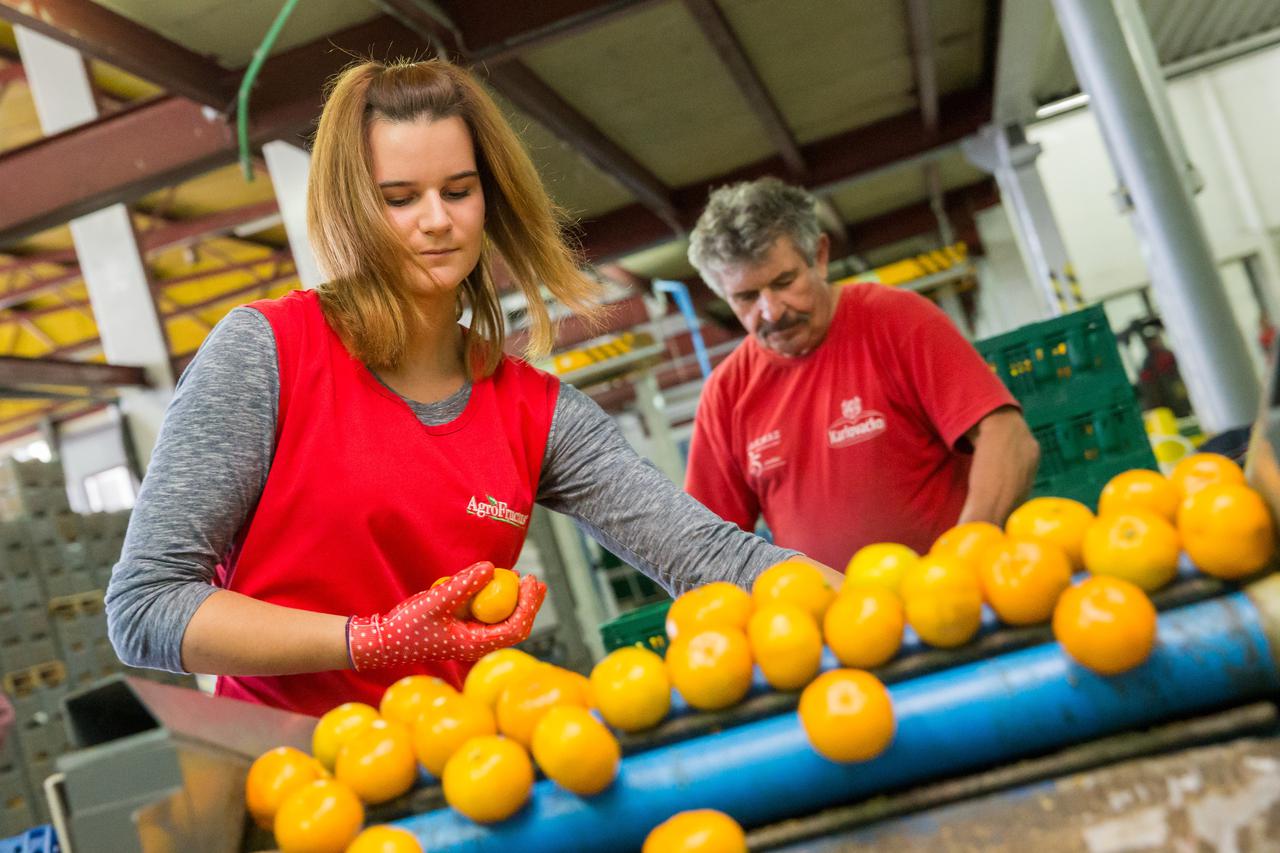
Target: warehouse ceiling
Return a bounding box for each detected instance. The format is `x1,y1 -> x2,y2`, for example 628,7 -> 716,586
0,0 -> 1276,441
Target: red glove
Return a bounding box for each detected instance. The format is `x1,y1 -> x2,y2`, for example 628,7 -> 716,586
346,561 -> 546,671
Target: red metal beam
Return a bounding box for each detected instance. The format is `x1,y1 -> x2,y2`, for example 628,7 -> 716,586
580,88 -> 992,261
435,0 -> 660,63
0,0 -> 234,107
681,0 -> 806,178
0,355 -> 148,388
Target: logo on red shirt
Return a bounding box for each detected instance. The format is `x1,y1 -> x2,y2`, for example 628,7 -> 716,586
828,397 -> 886,448
466,494 -> 530,528
746,429 -> 785,478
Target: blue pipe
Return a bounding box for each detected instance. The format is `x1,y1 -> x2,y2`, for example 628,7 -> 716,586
653,279 -> 713,379
396,593 -> 1279,851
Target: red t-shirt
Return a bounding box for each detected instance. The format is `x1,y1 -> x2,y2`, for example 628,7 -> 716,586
686,282 -> 1016,568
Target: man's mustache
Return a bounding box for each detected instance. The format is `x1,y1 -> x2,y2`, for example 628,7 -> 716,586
759,313 -> 808,336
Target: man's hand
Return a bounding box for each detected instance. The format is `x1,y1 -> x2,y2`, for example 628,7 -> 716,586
347,562 -> 547,670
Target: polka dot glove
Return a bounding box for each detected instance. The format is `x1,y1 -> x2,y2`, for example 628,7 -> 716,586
346,561 -> 547,671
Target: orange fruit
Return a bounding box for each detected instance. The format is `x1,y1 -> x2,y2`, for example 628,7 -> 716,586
495,665 -> 592,748
751,558 -> 835,622
590,646 -> 671,732
798,669 -> 895,763
931,522 -> 1005,573
530,706 -> 620,796
1178,483 -> 1276,579
334,718 -> 417,805
746,603 -> 823,691
666,582 -> 753,641
379,675 -> 457,727
900,554 -> 983,648
412,693 -> 497,777
1099,469 -> 1180,522
442,735 -> 534,823
273,778 -> 363,853
978,538 -> 1072,626
312,702 -> 380,772
470,567 -> 520,623
1005,497 -> 1095,570
843,543 -> 918,595
642,810 -> 748,853
1170,452 -> 1245,498
1053,576 -> 1157,675
666,627 -> 754,711
347,825 -> 423,853
824,585 -> 904,668
245,746 -> 326,831
463,647 -> 539,709
1082,510 -> 1180,591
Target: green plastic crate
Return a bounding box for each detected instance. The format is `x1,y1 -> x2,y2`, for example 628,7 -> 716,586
599,600 -> 672,657
977,305 -> 1129,416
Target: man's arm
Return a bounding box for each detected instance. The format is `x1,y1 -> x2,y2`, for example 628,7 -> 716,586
956,406 -> 1040,526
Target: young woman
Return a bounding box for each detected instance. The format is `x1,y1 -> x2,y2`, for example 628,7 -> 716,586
105,59 -> 832,718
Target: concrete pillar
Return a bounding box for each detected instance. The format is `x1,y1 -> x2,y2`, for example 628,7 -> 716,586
15,27 -> 173,467
261,141 -> 324,289
1050,0 -> 1259,432
963,124 -> 1081,317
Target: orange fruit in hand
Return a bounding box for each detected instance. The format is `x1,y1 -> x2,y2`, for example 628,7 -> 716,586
590,647 -> 671,732
334,718 -> 417,805
470,568 -> 520,623
245,746 -> 326,830
666,627 -> 754,711
273,778 -> 364,853
464,647 -> 539,709
347,825 -> 423,853
412,693 -> 496,777
495,665 -> 592,748
752,559 -> 835,622
642,810 -> 747,853
978,538 -> 1072,626
798,669 -> 895,763
312,702 -> 380,772
1053,576 -> 1157,675
843,543 -> 918,595
379,675 -> 457,727
900,554 -> 983,648
530,706 -> 620,796
666,582 -> 753,641
1082,510 -> 1180,591
1170,452 -> 1245,498
824,585 -> 904,668
1005,497 -> 1095,570
1178,483 -> 1276,579
442,735 -> 534,823
747,603 -> 823,691
1099,469 -> 1180,522
931,522 -> 1005,573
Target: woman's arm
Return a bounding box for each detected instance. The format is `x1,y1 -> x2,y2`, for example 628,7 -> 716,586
537,385 -> 837,594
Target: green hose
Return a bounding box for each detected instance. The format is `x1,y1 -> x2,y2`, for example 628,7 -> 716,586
237,0 -> 302,181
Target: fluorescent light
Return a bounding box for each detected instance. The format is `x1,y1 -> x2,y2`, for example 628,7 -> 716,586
1035,92 -> 1090,120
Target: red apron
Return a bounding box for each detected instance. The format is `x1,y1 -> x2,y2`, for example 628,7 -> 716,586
214,290 -> 557,717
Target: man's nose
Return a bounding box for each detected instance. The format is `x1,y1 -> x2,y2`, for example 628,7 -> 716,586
758,291 -> 781,323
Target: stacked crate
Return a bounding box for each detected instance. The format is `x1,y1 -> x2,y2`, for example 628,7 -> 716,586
0,458 -> 190,831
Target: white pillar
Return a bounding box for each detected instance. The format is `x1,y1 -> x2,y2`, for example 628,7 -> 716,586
262,140 -> 324,289
16,27 -> 173,466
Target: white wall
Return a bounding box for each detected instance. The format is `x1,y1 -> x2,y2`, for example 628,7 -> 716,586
57,408 -> 135,513
976,44 -> 1280,380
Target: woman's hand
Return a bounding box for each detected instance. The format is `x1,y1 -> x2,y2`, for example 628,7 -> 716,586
346,561 -> 546,670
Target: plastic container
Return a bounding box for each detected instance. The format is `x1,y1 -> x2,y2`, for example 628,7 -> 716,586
0,825 -> 59,853
599,600 -> 672,657
977,305 -> 1128,415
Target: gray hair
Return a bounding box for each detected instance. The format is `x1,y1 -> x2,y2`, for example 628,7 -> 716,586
687,177 -> 822,294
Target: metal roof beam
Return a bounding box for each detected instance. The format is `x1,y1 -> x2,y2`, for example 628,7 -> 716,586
0,355 -> 148,388
434,0 -> 661,63
0,0 -> 234,107
682,0 -> 805,178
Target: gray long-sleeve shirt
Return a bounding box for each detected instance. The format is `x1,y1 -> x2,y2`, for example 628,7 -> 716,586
105,307 -> 794,673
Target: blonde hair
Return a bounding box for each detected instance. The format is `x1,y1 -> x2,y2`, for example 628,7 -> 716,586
307,58 -> 603,375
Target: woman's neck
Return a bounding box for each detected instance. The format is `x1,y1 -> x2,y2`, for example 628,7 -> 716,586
376,297 -> 469,404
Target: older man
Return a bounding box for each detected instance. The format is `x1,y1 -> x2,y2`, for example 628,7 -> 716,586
684,178 -> 1040,568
